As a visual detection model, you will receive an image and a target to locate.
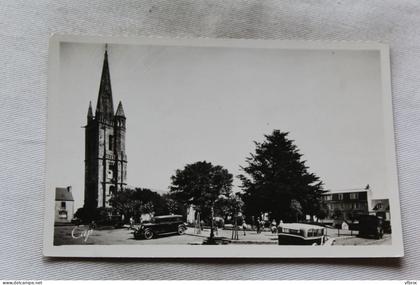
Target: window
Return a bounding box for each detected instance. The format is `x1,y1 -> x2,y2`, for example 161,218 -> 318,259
107,164 -> 114,179
61,201 -> 66,209
349,193 -> 359,200
58,210 -> 67,219
323,195 -> 332,201
338,193 -> 344,200
109,135 -> 114,150
109,186 -> 116,195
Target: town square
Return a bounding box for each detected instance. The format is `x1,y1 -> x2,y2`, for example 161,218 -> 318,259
45,37 -> 401,257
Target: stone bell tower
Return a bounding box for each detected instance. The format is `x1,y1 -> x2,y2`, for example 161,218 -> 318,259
84,46 -> 127,209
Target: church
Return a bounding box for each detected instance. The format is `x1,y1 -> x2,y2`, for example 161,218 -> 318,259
84,47 -> 128,209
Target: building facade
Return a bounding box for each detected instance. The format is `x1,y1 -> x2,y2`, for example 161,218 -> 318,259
55,186 -> 75,223
84,48 -> 127,209
321,189 -> 369,220
371,198 -> 391,221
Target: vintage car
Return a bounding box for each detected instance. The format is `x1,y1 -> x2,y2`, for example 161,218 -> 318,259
358,214 -> 384,239
277,223 -> 328,245
133,215 -> 187,240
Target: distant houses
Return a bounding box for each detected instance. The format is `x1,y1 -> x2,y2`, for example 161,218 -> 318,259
371,199 -> 391,221
321,186 -> 391,226
321,189 -> 369,220
55,186 -> 75,223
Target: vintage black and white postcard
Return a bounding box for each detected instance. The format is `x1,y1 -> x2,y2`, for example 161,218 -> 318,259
44,35 -> 403,258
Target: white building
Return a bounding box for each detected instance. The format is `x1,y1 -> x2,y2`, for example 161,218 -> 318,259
55,186 -> 75,223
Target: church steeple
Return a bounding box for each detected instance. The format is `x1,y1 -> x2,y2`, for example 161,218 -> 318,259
115,101 -> 125,117
95,45 -> 114,122
84,44 -> 127,210
87,101 -> 93,121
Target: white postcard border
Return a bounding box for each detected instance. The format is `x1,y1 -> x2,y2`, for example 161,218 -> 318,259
44,34 -> 404,258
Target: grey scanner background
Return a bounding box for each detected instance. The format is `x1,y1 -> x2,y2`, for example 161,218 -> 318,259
0,0 -> 419,279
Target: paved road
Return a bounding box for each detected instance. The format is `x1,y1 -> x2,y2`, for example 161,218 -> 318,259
54,225 -> 204,245
333,234 -> 392,246
54,225 -> 392,246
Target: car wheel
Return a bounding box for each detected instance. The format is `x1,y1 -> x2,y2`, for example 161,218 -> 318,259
144,229 -> 154,240
178,226 -> 186,235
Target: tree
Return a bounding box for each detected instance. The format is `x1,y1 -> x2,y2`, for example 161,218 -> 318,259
239,130 -> 326,222
131,188 -> 166,216
74,206 -> 113,225
215,193 -> 244,223
162,193 -> 187,216
138,201 -> 154,217
215,193 -> 244,240
290,199 -> 303,222
317,203 -> 329,221
170,161 -> 233,241
109,187 -> 166,222
332,208 -> 343,219
108,188 -> 136,220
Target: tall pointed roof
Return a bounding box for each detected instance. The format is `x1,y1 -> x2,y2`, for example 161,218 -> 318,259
96,47 -> 114,121
115,101 -> 125,117
87,101 -> 93,120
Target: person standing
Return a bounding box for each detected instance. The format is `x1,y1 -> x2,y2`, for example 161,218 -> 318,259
256,218 -> 261,234
242,220 -> 247,236
200,219 -> 204,231
271,219 -> 277,233
129,216 -> 134,230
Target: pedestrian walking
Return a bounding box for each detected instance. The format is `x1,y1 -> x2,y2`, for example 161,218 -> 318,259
256,218 -> 261,234
200,219 -> 204,231
242,220 -> 247,236
271,219 -> 277,233
129,216 -> 134,230
260,219 -> 265,232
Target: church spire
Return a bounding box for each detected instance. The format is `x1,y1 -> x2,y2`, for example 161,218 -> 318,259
87,101 -> 93,121
95,45 -> 114,122
115,101 -> 125,117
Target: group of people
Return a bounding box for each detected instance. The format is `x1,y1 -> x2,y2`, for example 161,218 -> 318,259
252,218 -> 282,234
254,218 -> 265,234
199,217 -> 284,236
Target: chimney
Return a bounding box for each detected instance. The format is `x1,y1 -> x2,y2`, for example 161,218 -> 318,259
67,186 -> 72,192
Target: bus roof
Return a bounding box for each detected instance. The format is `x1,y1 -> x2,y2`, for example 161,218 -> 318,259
279,223 -> 325,230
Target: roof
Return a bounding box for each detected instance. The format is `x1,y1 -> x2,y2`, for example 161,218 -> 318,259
55,187 -> 74,201
115,101 -> 125,117
95,50 -> 115,121
87,101 -> 93,118
153,215 -> 183,219
279,223 -> 325,230
322,189 -> 368,195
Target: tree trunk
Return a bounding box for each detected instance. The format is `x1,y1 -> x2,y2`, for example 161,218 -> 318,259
209,205 -> 215,240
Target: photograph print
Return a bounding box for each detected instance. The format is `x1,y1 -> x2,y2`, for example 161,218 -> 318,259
44,36 -> 403,258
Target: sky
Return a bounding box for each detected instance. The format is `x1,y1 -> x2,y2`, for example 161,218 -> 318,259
49,42 -> 389,210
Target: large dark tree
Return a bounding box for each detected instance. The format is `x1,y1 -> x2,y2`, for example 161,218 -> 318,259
214,193 -> 244,223
161,193 -> 188,217
170,161 -> 233,216
170,161 -> 233,240
109,187 -> 167,222
239,130 -> 325,222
